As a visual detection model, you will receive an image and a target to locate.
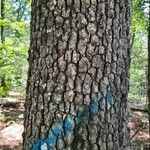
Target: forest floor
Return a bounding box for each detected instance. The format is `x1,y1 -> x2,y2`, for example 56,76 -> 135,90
0,94 -> 149,150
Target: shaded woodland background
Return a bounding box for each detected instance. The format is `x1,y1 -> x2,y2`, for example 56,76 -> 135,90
0,0 -> 149,149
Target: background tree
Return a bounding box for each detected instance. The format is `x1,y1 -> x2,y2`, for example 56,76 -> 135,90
0,0 -> 7,95
147,1 -> 150,139
0,0 -> 5,43
23,0 -> 131,150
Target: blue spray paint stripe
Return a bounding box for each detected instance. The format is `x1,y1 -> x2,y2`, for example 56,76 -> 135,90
32,89 -> 114,149
51,123 -> 64,135
63,115 -> 74,134
75,106 -> 90,124
46,134 -> 57,149
90,100 -> 99,115
32,116 -> 75,150
32,138 -> 46,150
106,87 -> 114,105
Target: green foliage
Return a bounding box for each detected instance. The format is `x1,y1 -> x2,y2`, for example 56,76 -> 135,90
0,0 -> 30,96
129,0 -> 149,100
131,0 -> 149,32
130,34 -> 147,94
0,18 -> 10,27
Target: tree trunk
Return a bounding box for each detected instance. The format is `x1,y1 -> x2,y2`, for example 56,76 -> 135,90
0,0 -> 4,43
0,0 -> 6,90
23,0 -> 131,150
148,6 -> 150,141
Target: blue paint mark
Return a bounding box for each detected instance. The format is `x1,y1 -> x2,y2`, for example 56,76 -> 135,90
32,138 -> 46,150
51,123 -> 63,136
90,100 -> 99,115
32,139 -> 40,150
32,92 -> 109,149
75,106 -> 89,124
98,100 -> 104,111
75,109 -> 83,124
46,134 -> 57,148
106,87 -> 114,105
40,142 -> 48,150
63,115 -> 74,134
90,93 -> 102,115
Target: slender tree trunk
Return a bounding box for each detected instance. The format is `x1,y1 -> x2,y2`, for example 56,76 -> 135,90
0,0 -> 6,88
148,5 -> 150,141
23,0 -> 131,150
0,0 -> 4,43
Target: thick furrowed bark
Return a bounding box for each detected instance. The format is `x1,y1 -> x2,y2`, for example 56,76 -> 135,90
23,0 -> 131,150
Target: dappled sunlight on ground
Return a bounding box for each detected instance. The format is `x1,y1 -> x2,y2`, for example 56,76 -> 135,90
129,111 -> 149,149
0,123 -> 23,150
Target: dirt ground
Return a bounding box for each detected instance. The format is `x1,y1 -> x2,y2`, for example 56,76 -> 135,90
0,99 -> 149,150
